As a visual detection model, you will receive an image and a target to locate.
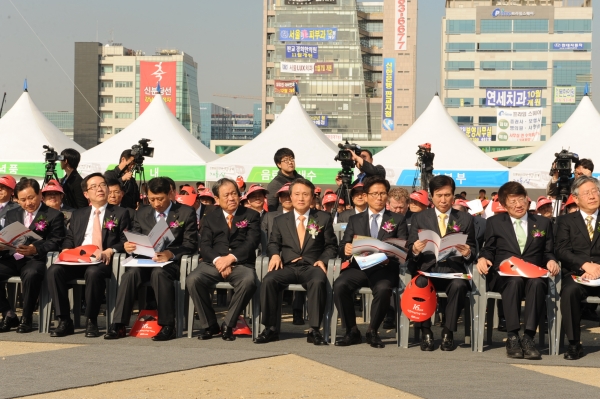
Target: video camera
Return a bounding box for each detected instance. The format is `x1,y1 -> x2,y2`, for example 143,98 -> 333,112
131,139 -> 154,164
43,145 -> 64,163
334,141 -> 362,185
550,149 -> 579,199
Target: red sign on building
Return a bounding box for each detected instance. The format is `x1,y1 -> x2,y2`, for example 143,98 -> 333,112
139,61 -> 177,116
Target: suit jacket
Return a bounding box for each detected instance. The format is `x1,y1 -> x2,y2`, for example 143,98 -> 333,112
132,202 -> 198,262
407,208 -> 476,273
104,166 -> 140,210
337,208 -> 365,224
61,170 -> 88,209
555,211 -> 600,276
200,206 -> 261,267
268,209 -> 337,267
62,204 -> 130,253
351,160 -> 386,186
3,203 -> 65,260
0,202 -> 21,230
473,215 -> 487,255
261,209 -> 282,252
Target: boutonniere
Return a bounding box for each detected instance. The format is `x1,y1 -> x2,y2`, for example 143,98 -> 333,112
33,215 -> 48,232
382,218 -> 397,233
235,219 -> 249,229
103,216 -> 119,232
532,229 -> 546,238
170,220 -> 184,229
447,220 -> 461,234
307,218 -> 323,239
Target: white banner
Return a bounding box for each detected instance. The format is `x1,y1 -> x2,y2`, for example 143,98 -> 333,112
280,62 -> 315,74
554,86 -> 576,104
395,0 -> 408,51
496,108 -> 542,141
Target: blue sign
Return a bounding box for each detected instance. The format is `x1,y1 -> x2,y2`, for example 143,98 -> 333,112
286,45 -> 319,59
311,115 -> 328,127
278,27 -> 337,42
552,42 -> 584,51
382,58 -> 395,131
486,89 -> 542,107
491,8 -> 534,17
396,170 -> 509,188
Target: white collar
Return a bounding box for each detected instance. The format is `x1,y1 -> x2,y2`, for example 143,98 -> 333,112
367,207 -> 385,218
294,208 -> 311,220
434,207 -> 452,219
580,209 -> 599,220
509,212 -> 528,224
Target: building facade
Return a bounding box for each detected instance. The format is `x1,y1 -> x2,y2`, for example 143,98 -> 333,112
43,111 -> 74,140
441,0 -> 592,162
73,43 -> 201,148
261,0 -> 417,142
200,102 -> 233,143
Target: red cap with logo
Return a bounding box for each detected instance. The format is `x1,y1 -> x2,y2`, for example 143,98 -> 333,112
236,176 -> 245,189
322,193 -> 338,205
350,182 -> 364,196
277,183 -> 291,196
245,184 -> 268,197
410,190 -> 430,206
180,186 -> 197,196
454,199 -> 469,209
176,194 -> 196,207
536,196 -> 553,211
491,195 -> 507,213
315,187 -> 322,194
198,189 -> 215,200
0,175 -> 17,190
401,275 -> 437,322
42,179 -> 64,194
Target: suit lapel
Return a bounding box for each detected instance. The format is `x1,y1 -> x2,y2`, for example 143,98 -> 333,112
574,212 -> 592,242
377,211 -> 390,240
285,211 -> 302,252
302,210 -> 318,250
591,215 -> 600,246
522,214 -> 535,253
427,209 -> 441,237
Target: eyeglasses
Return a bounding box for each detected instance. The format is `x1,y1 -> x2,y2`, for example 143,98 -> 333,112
87,183 -> 107,192
367,192 -> 388,198
505,197 -> 528,206
578,189 -> 600,198
280,158 -> 295,164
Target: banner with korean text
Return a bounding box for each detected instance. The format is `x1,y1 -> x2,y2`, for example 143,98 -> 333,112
286,45 -> 319,59
274,80 -> 298,94
554,87 -> 576,104
139,61 -> 177,116
382,58 -> 395,131
486,89 -> 542,107
496,108 -> 542,141
279,27 -> 337,42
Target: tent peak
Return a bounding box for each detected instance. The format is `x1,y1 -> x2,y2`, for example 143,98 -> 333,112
23,79 -> 28,92
434,92 -> 439,97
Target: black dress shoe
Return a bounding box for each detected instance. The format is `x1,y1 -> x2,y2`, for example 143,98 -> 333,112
564,343 -> 584,360
366,330 -> 385,348
335,329 -> 362,346
16,316 -> 33,333
420,332 -> 435,351
307,329 -> 327,346
521,335 -> 541,360
221,322 -> 236,341
0,315 -> 20,333
104,323 -> 127,340
51,319 -> 75,337
497,317 -> 507,332
198,323 -> 221,340
506,335 -> 524,359
152,325 -> 176,341
292,310 -> 305,326
85,319 -> 100,338
440,333 -> 455,351
254,328 -> 279,344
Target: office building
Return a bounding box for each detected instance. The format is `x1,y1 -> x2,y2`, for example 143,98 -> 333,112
74,42 -> 201,148
200,102 -> 233,143
261,0 -> 417,142
441,0 -> 592,162
43,111 -> 74,140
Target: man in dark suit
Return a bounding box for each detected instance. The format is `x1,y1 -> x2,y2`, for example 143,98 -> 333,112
187,178 -> 260,341
408,175 -> 476,352
107,178 -> 135,229
0,179 -> 65,333
0,175 -> 20,230
105,177 -> 197,341
46,173 -> 130,338
555,176 -> 600,360
334,176 -> 408,348
104,149 -> 140,210
477,182 -> 558,359
256,178 -> 337,345
349,149 -> 386,186
60,148 -> 88,209
337,183 -> 367,224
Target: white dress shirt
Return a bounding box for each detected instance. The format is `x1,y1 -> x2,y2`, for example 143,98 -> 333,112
434,207 -> 452,230
580,209 -> 598,228
155,202 -> 173,222
24,203 -> 43,226
294,209 -> 311,228
367,208 -> 385,231
82,204 -> 108,246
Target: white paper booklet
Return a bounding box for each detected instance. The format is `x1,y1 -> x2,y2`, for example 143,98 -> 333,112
124,218 -> 175,258
0,222 -> 42,253
572,275 -> 600,287
122,256 -> 172,268
351,236 -> 408,263
418,230 -> 467,261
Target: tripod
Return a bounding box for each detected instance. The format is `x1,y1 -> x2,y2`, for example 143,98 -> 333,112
131,163 -> 148,206
332,170 -> 353,220
42,161 -> 60,188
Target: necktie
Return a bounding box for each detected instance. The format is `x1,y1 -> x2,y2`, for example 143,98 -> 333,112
92,209 -> 103,253
0,204 -> 4,213
586,216 -> 594,240
515,220 -> 526,253
158,212 -> 166,221
438,214 -> 447,237
297,215 -> 306,248
370,214 -> 379,238
24,212 -> 34,227
227,214 -> 233,229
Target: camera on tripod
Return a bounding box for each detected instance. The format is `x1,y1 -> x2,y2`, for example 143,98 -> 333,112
550,149 -> 579,201
334,141 -> 362,185
43,145 -> 64,163
131,139 -> 154,165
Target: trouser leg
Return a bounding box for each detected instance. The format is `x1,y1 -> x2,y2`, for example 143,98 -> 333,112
260,267 -> 297,328
333,268 -> 368,331
223,266 -> 257,328
151,264 -> 178,327
298,265 -> 327,329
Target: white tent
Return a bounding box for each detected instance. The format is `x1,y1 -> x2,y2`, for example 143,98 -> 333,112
80,93 -> 218,181
374,95 -> 509,188
206,96 -> 340,184
0,91 -> 85,178
510,95 -> 600,188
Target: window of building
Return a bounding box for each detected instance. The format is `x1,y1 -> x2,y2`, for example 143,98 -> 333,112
446,20 -> 475,34
513,42 -> 548,52
513,19 -> 549,33
115,128 -> 125,134
444,98 -> 474,108
554,19 -> 592,33
478,42 -> 511,51
480,79 -> 510,88
115,97 -> 133,103
101,65 -> 113,73
115,112 -> 133,119
100,112 -> 112,119
100,127 -> 112,135
445,61 -> 475,71
446,43 -> 475,52
479,116 -> 497,124
115,81 -> 133,88
512,79 -> 547,88
445,79 -> 474,89
480,19 -> 512,33
100,81 -> 113,88
358,21 -> 383,32
512,61 -> 547,70
452,116 -> 473,124
480,61 -> 511,70
99,96 -> 113,104
115,65 -> 133,73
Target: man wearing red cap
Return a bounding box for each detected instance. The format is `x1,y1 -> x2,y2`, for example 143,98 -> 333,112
244,184 -> 268,216
407,190 -> 430,231
42,180 -> 74,228
536,196 -> 553,219
0,176 -> 20,230
266,148 -> 302,212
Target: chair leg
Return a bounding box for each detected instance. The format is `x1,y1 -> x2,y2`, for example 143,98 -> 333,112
486,298 -> 495,346
187,296 -> 195,338
493,299 -> 499,329
276,290 -> 284,333
176,281 -> 183,338
464,296 -> 471,346
73,286 -> 82,328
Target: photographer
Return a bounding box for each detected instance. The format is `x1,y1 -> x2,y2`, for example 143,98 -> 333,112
104,150 -> 140,210
60,148 -> 88,209
547,158 -> 594,198
416,143 -> 435,191
349,149 -> 385,186
266,148 -> 302,212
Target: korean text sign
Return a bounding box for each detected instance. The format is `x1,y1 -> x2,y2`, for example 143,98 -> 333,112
139,61 -> 177,116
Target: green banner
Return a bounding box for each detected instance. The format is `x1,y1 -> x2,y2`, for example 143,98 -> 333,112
0,162 -> 65,179
247,167 -> 340,184
107,164 -> 206,181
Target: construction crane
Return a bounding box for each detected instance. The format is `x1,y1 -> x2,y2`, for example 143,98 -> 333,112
213,93 -> 261,100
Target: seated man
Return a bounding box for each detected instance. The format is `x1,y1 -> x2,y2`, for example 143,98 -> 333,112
107,178 -> 135,228
42,179 -> 75,228
337,183 -> 367,224
477,182 -> 558,359
105,177 -> 197,341
47,173 -> 130,338
408,175 -> 476,352
186,178 -> 260,341
256,178 -> 337,345
334,176 -> 407,348
0,178 -> 65,333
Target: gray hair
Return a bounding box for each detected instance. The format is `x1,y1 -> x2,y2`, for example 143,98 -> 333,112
212,178 -> 241,198
571,175 -> 600,197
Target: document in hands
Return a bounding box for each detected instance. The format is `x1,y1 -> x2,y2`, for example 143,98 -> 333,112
124,219 -> 175,258
418,270 -> 472,280
572,275 -> 600,287
417,230 -> 467,261
351,236 -> 408,270
122,257 -> 172,268
0,222 -> 42,253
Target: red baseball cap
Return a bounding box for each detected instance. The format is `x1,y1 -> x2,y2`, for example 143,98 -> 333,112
536,196 -> 553,211
236,176 -> 245,189
180,186 -> 197,196
481,199 -> 490,209
277,183 -> 291,196
324,189 -> 334,195
0,175 -> 16,190
410,190 -> 430,206
454,199 -> 469,209
315,187 -> 322,194
42,180 -> 64,194
245,184 -> 268,197
176,194 -> 196,207
198,189 -> 215,199
322,193 -> 337,205
350,183 -> 364,196
420,143 -> 431,149
565,194 -> 576,207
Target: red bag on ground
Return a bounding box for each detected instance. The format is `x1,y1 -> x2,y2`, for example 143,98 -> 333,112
232,315 -> 252,336
129,310 -> 161,338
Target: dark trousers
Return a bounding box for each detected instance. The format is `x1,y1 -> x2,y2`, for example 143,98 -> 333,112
496,276 -> 547,334
113,263 -> 179,327
333,265 -> 398,332
186,262 -> 257,329
292,291 -> 306,311
261,263 -> 327,330
0,257 -> 46,318
561,275 -> 600,342
46,263 -> 111,320
414,277 -> 469,332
